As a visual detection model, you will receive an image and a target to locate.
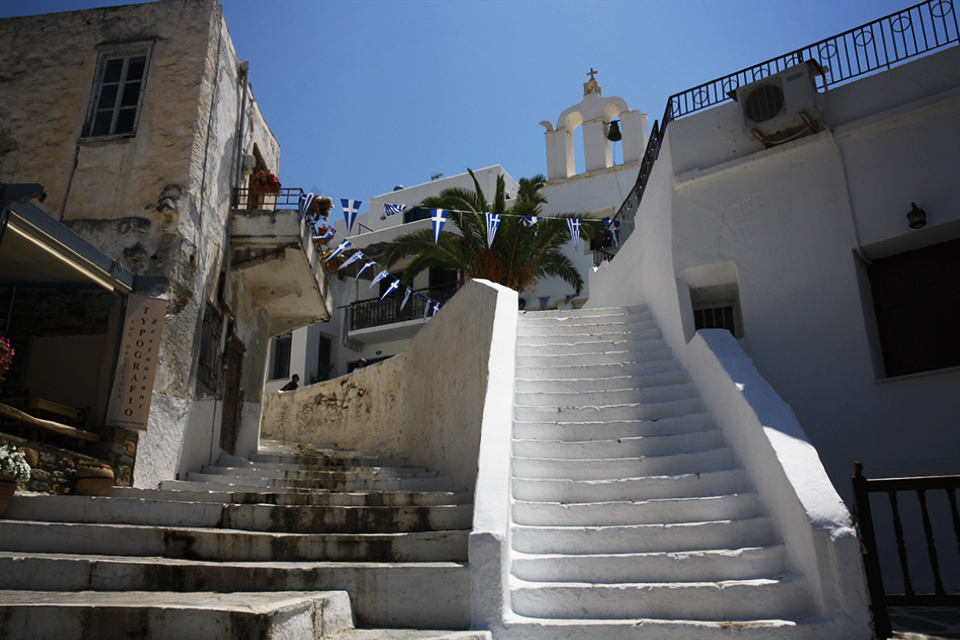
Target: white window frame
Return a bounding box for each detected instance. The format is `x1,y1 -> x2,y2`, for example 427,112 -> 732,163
83,42 -> 153,140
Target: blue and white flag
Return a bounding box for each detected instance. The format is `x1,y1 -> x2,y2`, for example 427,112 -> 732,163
604,219 -> 621,246
384,203 -> 407,217
431,209 -> 448,243
423,297 -> 432,321
314,225 -> 335,241
400,287 -> 413,311
566,218 -> 582,250
355,260 -> 376,281
432,301 -> 441,316
340,250 -> 364,270
341,199 -> 363,235
539,296 -> 550,310
565,293 -> 577,305
326,239 -> 351,262
485,212 -> 502,248
298,192 -> 316,223
380,278 -> 400,300
521,216 -> 540,227
369,269 -> 390,291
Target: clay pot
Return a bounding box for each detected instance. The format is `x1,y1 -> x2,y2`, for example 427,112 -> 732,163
75,465 -> 114,497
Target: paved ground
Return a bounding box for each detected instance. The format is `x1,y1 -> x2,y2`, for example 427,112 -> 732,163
891,606 -> 960,639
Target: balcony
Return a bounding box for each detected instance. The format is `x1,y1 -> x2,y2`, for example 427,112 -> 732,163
348,283 -> 458,342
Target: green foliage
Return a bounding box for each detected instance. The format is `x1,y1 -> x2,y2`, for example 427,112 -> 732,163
380,169 -> 603,295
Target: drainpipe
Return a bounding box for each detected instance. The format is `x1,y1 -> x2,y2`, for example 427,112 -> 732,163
234,61 -> 250,191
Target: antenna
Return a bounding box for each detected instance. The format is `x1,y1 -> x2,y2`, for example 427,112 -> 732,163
430,173 -> 443,181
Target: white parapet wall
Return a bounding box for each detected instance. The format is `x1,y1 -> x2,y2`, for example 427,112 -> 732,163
261,279 -> 518,494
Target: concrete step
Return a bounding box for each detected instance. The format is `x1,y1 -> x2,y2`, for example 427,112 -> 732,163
511,544 -> 788,583
494,617 -> 828,640
336,631 -> 490,639
519,306 -> 649,321
515,356 -> 676,381
0,552 -> 471,629
247,452 -> 408,468
516,325 -> 661,344
0,589 -> 353,640
515,367 -> 688,393
0,520 -> 469,562
511,516 -> 778,555
512,412 -> 716,441
516,336 -> 664,356
512,428 -> 726,459
518,343 -> 671,368
199,464 -> 438,480
513,397 -> 706,423
178,474 -> 456,493
509,573 -> 811,621
512,492 -> 762,527
108,486 -> 472,506
220,503 -> 473,534
512,446 -> 736,480
514,382 -> 701,409
512,468 -> 748,503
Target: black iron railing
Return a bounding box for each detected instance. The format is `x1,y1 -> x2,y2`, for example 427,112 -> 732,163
601,0 -> 958,262
232,187 -> 304,209
349,284 -> 459,331
852,462 -> 960,638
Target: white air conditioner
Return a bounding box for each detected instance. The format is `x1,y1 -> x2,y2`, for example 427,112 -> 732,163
736,62 -> 822,136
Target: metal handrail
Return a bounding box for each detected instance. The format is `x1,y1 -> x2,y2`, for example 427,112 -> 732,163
349,283 -> 459,331
232,187 -> 304,209
600,0 -> 958,263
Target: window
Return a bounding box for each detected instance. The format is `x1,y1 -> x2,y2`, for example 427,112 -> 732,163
403,207 -> 431,224
197,303 -> 223,393
869,238 -> 960,377
694,306 -> 736,335
690,282 -> 741,338
271,334 -> 292,380
84,45 -> 152,138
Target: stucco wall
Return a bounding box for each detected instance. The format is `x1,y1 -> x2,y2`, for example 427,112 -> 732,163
262,280 -> 516,491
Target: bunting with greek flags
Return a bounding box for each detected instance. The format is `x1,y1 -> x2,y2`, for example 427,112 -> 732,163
432,301 -> 441,316
566,218 -> 582,250
341,199 -> 363,235
565,294 -> 577,305
369,269 -> 390,291
431,209 -> 448,243
326,239 -> 351,262
539,296 -> 550,310
380,278 -> 400,300
355,260 -> 375,281
400,287 -> 413,311
314,225 -> 336,241
485,213 -> 502,248
340,250 -> 364,270
604,219 -> 621,246
384,203 -> 407,217
423,296 -> 432,321
521,215 -> 540,227
298,192 -> 316,223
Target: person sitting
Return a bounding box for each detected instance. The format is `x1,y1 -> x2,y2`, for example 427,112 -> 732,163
280,374 -> 299,391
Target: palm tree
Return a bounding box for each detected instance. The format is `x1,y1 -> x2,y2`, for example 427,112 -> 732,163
380,169 -> 601,295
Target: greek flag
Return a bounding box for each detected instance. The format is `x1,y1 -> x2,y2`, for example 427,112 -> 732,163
341,199 -> 363,235
298,192 -> 316,223
369,269 -> 390,291
566,218 -> 582,250
314,225 -> 335,241
384,203 -> 407,217
485,213 -> 502,248
431,209 -> 448,243
326,239 -> 351,261
400,287 -> 413,311
521,216 -> 540,227
565,294 -> 577,304
432,301 -> 441,316
604,219 -> 621,246
356,260 -> 376,280
380,278 -> 400,300
423,297 -> 432,321
340,250 -> 364,270
539,296 -> 550,310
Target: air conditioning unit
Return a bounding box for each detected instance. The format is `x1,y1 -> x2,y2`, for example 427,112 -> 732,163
736,62 -> 823,137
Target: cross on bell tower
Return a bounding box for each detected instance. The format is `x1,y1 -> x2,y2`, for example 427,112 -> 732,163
584,68 -> 601,96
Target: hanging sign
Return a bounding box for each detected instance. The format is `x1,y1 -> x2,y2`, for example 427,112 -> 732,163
105,294 -> 167,430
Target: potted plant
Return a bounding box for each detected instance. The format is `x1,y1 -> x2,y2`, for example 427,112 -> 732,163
75,461 -> 114,497
0,444 -> 30,516
310,196 -> 333,220
251,170 -> 282,194
0,336 -> 13,383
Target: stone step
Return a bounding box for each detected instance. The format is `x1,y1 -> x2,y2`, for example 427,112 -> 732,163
108,486 -> 471,506
512,468 -> 748,503
514,382 -> 701,409
512,446 -> 736,480
514,397 -> 706,423
512,412 -> 716,441
516,325 -> 661,344
509,573 -> 810,621
0,520 -> 468,562
515,356 -> 676,380
519,306 -> 649,322
512,428 -> 725,459
518,344 -> 671,368
511,544 -> 787,583
248,452 -> 408,468
178,474 -> 456,493
337,631 -> 490,639
516,336 -> 665,356
512,492 -> 762,527
220,503 -> 473,534
200,465 -> 437,480
511,515 -> 778,555
494,617 -> 827,640
515,367 -> 688,393
0,589 -> 353,640
0,552 -> 471,629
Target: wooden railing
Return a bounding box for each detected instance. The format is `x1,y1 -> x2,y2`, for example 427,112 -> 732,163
852,462 -> 960,638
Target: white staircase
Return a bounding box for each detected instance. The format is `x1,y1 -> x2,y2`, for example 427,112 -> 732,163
0,440 -> 489,640
500,306 -> 825,639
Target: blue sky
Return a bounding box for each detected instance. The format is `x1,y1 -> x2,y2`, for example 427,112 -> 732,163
2,0 -> 909,214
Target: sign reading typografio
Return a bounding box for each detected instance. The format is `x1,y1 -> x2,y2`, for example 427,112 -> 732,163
105,294 -> 167,430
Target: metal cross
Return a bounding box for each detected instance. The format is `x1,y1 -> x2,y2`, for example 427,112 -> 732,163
587,68 -> 598,80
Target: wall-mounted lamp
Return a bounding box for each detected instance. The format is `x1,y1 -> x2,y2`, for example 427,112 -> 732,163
606,120 -> 622,142
907,202 -> 927,229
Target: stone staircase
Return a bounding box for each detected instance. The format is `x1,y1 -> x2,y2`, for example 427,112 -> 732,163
0,440 -> 489,640
500,306 -> 825,639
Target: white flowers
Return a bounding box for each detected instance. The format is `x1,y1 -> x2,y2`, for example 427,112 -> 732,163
0,445 -> 31,487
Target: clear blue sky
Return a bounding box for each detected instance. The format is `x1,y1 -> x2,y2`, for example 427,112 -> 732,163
1,0 -> 909,214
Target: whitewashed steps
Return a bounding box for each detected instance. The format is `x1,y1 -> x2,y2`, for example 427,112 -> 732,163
507,306 -> 814,633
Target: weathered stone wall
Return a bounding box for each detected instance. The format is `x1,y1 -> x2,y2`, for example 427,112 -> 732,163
263,281 -> 516,492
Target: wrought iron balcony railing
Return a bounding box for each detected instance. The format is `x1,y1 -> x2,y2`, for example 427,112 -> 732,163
232,187 -> 304,210
600,0 -> 958,263
349,283 -> 459,332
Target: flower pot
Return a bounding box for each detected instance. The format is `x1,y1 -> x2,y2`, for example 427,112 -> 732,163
76,465 -> 114,497
0,479 -> 15,517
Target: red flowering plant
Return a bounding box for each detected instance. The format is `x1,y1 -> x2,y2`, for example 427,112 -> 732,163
0,337 -> 13,377
251,171 -> 282,194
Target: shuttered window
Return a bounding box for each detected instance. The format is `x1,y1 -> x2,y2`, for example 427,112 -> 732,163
84,45 -> 151,138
